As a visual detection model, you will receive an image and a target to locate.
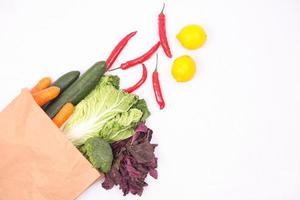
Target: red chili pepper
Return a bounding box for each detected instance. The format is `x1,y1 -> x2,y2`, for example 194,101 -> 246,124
120,41 -> 160,70
106,31 -> 137,70
158,3 -> 172,58
124,63 -> 148,93
152,54 -> 165,109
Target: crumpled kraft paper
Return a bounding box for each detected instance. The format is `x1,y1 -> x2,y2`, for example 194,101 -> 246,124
0,89 -> 101,200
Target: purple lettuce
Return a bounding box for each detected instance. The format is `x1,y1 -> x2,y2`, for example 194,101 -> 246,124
102,123 -> 158,196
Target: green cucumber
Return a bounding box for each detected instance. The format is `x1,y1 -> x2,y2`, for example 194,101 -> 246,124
42,71 -> 80,110
53,71 -> 80,92
45,61 -> 106,118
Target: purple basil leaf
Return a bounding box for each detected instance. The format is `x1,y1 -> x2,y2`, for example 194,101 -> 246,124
149,169 -> 158,179
126,158 -> 142,177
102,124 -> 158,196
102,174 -> 115,189
135,123 -> 148,133
129,142 -> 155,163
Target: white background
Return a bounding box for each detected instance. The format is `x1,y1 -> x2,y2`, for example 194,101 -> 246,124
1,0 -> 300,199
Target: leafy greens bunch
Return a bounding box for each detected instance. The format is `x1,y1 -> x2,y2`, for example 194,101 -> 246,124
63,75 -> 150,146
62,75 -> 155,195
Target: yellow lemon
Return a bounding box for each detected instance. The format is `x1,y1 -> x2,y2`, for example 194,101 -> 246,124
176,24 -> 207,50
171,55 -> 196,82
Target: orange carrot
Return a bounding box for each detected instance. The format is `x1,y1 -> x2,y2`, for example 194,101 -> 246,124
33,86 -> 60,106
52,103 -> 75,127
31,77 -> 52,94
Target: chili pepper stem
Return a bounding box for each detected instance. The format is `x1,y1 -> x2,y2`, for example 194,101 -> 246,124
108,67 -> 121,72
160,3 -> 165,14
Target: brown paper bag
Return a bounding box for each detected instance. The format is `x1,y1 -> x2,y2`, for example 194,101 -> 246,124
0,89 -> 101,200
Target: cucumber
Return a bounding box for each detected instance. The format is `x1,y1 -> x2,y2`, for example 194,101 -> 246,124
52,71 -> 80,92
42,71 -> 80,110
45,61 -> 106,118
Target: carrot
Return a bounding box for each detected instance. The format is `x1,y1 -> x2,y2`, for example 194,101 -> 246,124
31,77 -> 52,94
52,103 -> 75,127
33,86 -> 60,106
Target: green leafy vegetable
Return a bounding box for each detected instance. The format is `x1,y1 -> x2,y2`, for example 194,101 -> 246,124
102,75 -> 120,89
99,108 -> 143,142
132,99 -> 151,121
80,137 -> 113,173
63,75 -> 143,146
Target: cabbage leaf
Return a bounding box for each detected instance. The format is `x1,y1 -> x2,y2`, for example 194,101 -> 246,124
63,76 -> 141,146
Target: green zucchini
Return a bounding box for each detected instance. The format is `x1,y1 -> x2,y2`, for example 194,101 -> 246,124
45,61 -> 106,118
53,71 -> 80,92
